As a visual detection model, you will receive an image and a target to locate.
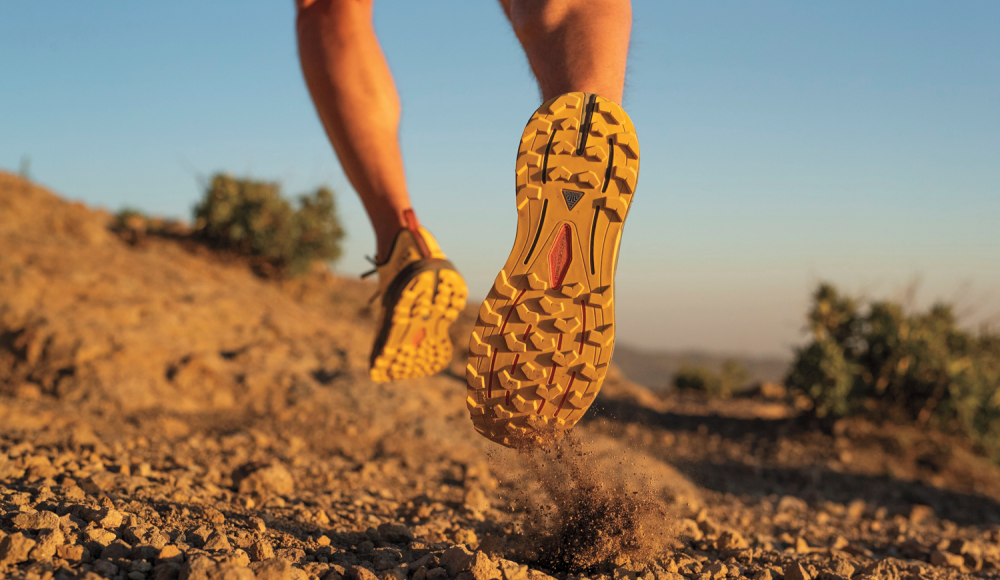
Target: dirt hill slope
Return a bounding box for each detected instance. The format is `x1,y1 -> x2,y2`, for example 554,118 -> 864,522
2,171 -> 1000,580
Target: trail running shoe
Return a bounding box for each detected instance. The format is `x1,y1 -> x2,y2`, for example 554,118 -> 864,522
465,92 -> 640,447
368,211 -> 468,383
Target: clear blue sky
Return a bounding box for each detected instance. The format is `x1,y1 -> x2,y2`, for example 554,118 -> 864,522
2,1 -> 998,356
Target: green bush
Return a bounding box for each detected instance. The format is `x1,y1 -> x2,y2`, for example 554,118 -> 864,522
787,283 -> 1000,457
193,173 -> 345,277
673,360 -> 749,398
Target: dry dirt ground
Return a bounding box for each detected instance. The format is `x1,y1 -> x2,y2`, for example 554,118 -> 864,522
4,170 -> 1000,580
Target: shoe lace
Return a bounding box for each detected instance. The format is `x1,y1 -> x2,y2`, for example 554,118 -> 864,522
360,255 -> 377,280
360,255 -> 381,305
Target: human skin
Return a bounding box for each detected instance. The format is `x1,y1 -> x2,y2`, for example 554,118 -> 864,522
296,0 -> 632,261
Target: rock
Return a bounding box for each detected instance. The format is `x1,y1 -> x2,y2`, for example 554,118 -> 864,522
828,557 -> 855,579
441,545 -> 475,575
464,488 -> 489,512
857,560 -> 897,580
752,571 -> 771,580
346,565 -> 380,580
57,544 -> 86,562
931,550 -> 964,568
204,530 -> 233,551
377,523 -> 414,544
784,562 -> 813,580
948,539 -> 982,558
126,525 -> 170,549
248,540 -> 276,562
83,471 -> 119,494
202,507 -> 226,525
374,549 -> 401,571
103,539 -> 133,560
846,500 -> 866,520
698,519 -> 721,538
467,552 -> 500,580
29,527 -> 65,560
276,547 -> 306,564
498,560 -> 528,580
188,525 -> 214,547
155,562 -> 183,580
159,545 -> 185,563
85,526 -> 118,549
86,507 -> 125,529
255,558 -> 295,580
10,509 -> 61,531
679,519 -> 703,541
706,562 -> 727,580
795,537 -> 811,554
909,505 -> 934,525
717,530 -> 749,550
229,550 -> 252,568
381,569 -> 407,580
778,496 -> 808,513
94,559 -> 119,577
0,533 -> 37,564
186,554 -> 256,580
233,461 -> 295,496
134,543 -> 165,561
427,568 -> 449,580
455,529 -> 478,546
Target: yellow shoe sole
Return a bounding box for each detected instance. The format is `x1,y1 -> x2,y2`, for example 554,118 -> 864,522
466,92 -> 640,446
370,262 -> 468,383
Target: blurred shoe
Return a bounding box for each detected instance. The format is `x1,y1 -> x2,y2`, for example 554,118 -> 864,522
465,92 -> 640,446
367,210 -> 468,383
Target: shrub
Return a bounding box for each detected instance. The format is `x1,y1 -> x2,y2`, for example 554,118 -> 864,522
193,173 -> 345,276
111,207 -> 150,240
673,359 -> 749,398
787,283 -> 1000,457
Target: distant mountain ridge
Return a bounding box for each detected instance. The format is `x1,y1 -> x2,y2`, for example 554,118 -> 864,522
612,343 -> 791,392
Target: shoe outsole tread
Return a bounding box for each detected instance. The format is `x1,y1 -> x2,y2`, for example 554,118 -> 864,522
466,92 -> 640,447
371,267 -> 468,383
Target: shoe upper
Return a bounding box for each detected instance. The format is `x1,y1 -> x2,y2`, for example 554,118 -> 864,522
374,226 -> 447,299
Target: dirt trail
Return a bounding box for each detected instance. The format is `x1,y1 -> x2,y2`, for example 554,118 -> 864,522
2,170 -> 1000,580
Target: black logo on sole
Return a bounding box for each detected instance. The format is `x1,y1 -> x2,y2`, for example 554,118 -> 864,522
562,189 -> 584,211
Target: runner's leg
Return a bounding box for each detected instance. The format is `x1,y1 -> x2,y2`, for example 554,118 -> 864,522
498,0 -> 632,104
296,0 -> 412,262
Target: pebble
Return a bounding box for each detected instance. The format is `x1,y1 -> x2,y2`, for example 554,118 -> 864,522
346,565 -> 381,580
784,561 -> 813,580
204,529 -> 233,551
377,522 -> 414,544
0,532 -> 36,564
10,509 -> 60,531
249,539 -> 276,562
234,461 -> 295,496
931,549 -> 965,568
